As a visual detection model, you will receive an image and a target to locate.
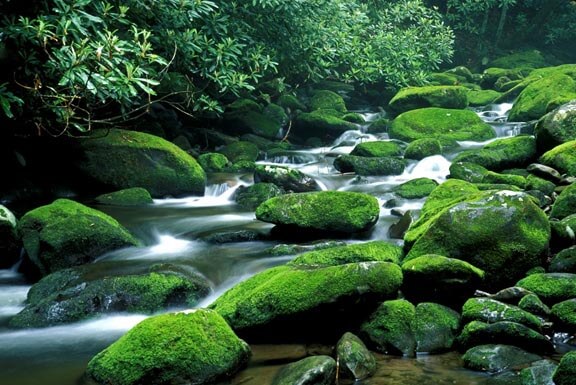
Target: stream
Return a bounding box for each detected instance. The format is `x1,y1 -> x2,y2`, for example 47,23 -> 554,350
0,103 -> 537,385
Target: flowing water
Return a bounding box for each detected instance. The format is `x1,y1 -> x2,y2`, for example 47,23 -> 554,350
0,103 -> 541,385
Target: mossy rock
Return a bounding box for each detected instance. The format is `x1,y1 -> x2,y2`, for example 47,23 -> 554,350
551,299 -> 576,332
538,140 -> 576,177
18,198 -> 139,276
233,183 -> 285,211
520,360 -> 558,385
388,85 -> 469,116
342,112 -> 366,124
553,351 -> 576,385
209,262 -> 403,341
550,182 -> 576,220
413,302 -> 461,354
335,332 -> 376,380
198,152 -> 230,172
467,89 -> 502,106
488,50 -> 550,70
428,72 -> 460,86
535,100 -> 576,153
9,269 -> 210,328
525,174 -> 556,196
516,273 -> 576,305
481,171 -> 526,189
310,89 -> 347,112
350,141 -> 403,158
255,191 -> 380,234
448,161 -> 489,183
393,178 -> 439,199
94,187 -> 153,206
389,107 -> 496,146
219,141 -> 260,163
400,254 -> 484,306
550,214 -> 576,250
462,344 -> 542,374
86,309 -> 251,385
225,98 -> 263,114
518,293 -> 551,317
366,118 -> 390,133
289,240 -> 403,267
508,73 -> 576,122
461,297 -> 543,331
333,155 -> 406,176
76,128 -> 206,198
271,355 -> 336,385
452,135 -> 538,171
456,320 -> 553,355
360,299 -> 416,357
481,67 -> 530,90
277,94 -> 306,112
404,189 -> 550,291
404,138 -> 442,160
549,246 -> 576,273
293,110 -> 358,141
254,164 -> 321,193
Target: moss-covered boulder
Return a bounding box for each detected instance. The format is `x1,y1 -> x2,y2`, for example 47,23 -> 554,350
553,351 -> 576,385
198,152 -> 230,172
467,89 -> 502,106
360,299 -> 416,357
335,332 -> 376,380
271,355 -> 336,385
253,164 -> 321,193
549,246 -> 576,273
456,320 -> 553,354
9,266 -> 210,328
393,178 -> 438,199
481,67 -> 529,90
220,141 -> 260,163
520,359 -> 558,385
350,140 -> 403,158
86,309 -> 251,385
518,293 -> 551,317
209,262 -> 403,342
400,254 -> 484,306
451,135 -> 538,171
481,171 -> 526,189
538,140 -> 576,177
489,50 -> 549,70
551,298 -> 576,332
461,297 -> 543,331
387,86 -> 469,116
413,302 -> 461,354
333,154 -> 406,176
255,191 -> 380,234
0,204 -> 20,268
76,128 -> 206,198
233,183 -> 285,210
18,199 -> 139,276
94,187 -> 153,206
516,273 -> 576,305
534,100 -> 576,153
404,188 -> 550,291
310,89 -> 347,112
508,73 -> 576,122
404,138 -> 442,160
293,110 -> 357,142
448,161 -> 490,183
289,240 -> 403,267
462,344 -> 542,374
550,182 -> 576,220
389,107 -> 496,146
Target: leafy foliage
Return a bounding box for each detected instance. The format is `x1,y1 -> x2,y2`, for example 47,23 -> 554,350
0,0 -> 454,135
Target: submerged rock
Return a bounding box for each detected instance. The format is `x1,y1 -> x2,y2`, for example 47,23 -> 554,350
335,332 -> 376,380
462,344 -> 542,374
271,355 -> 336,385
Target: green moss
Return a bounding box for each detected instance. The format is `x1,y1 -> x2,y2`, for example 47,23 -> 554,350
289,240 -> 403,266
295,109 -> 358,138
389,107 -> 495,146
333,155 -> 406,176
393,178 -> 439,199
553,351 -> 576,385
350,141 -> 403,158
226,98 -> 263,113
462,344 -> 542,374
550,182 -> 576,219
95,187 -> 153,206
210,262 -> 403,330
401,254 -> 485,281
87,309 -> 251,385
551,299 -> 576,331
449,161 -> 489,183
427,72 -> 460,86
413,302 -> 460,354
489,50 -> 549,69
198,152 -> 230,172
517,273 -> 576,305
525,174 -> 556,196
481,171 -> 526,189
256,191 -> 380,233
310,90 -> 347,112
360,299 -> 416,357
462,297 -> 543,330
342,112 -> 366,123
388,86 -> 469,115
467,89 -> 502,106
404,138 -> 442,160
366,118 -> 389,133
234,183 -> 285,211
539,140 -> 576,177
220,141 -> 260,163
518,294 -> 551,317
277,94 -> 306,111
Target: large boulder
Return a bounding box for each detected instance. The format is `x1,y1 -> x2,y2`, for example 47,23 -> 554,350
538,140 -> 576,177
553,351 -> 576,385
335,332 -> 376,381
516,273 -> 576,305
76,128 -> 206,198
289,240 -> 403,266
9,265 -> 211,328
388,85 -> 469,116
255,191 -> 380,234
389,107 -> 496,146
253,165 -> 321,193
535,100 -> 576,153
18,199 -> 139,276
404,182 -> 550,291
86,309 -> 251,385
333,155 -> 406,176
209,262 -> 403,342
